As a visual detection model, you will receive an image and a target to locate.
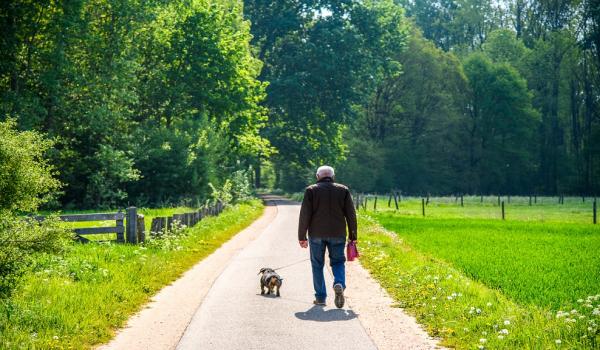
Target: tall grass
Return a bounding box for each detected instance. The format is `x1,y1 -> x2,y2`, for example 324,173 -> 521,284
0,200 -> 264,349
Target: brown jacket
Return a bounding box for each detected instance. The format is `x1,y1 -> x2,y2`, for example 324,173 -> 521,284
298,177 -> 357,241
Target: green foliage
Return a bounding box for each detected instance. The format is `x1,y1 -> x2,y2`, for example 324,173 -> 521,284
0,200 -> 263,348
85,145 -> 140,208
359,214 -> 600,349
0,215 -> 71,297
245,0 -> 408,190
0,0 -> 270,208
0,119 -> 61,212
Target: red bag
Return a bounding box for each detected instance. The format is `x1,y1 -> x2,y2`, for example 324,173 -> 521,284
346,241 -> 359,261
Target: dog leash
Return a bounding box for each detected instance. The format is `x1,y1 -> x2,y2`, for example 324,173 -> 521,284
273,258 -> 310,271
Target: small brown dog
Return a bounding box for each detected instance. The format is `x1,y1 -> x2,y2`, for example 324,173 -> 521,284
258,268 -> 282,297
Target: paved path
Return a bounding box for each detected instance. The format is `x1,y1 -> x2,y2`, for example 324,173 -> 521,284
177,199 -> 377,350
101,197 -> 442,350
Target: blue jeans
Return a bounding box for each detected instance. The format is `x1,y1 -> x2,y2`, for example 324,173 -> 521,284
309,237 -> 346,301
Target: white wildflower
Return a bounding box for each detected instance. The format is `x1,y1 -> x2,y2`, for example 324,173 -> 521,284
555,339 -> 561,344
481,331 -> 488,336
486,302 -> 492,307
476,308 -> 482,314
53,336 -> 59,340
479,338 -> 487,343
570,309 -> 578,314
499,329 -> 509,335
497,335 -> 504,340
504,320 -> 511,325
578,299 -> 584,303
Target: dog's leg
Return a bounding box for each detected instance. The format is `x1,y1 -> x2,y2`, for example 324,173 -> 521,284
260,282 -> 265,295
276,286 -> 280,297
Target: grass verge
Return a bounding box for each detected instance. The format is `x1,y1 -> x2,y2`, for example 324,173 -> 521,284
0,200 -> 264,349
358,214 -> 600,349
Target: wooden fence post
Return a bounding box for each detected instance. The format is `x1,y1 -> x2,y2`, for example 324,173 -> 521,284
363,197 -> 368,210
116,210 -> 125,243
137,214 -> 145,243
508,195 -> 511,204
393,192 -> 399,210
460,194 -> 464,207
355,194 -> 360,210
501,201 -> 505,220
593,200 -> 597,224
126,207 -> 138,244
374,196 -> 377,211
529,195 -> 532,206
480,195 -> 483,203
422,198 -> 425,216
426,193 -> 430,205
388,193 -> 392,208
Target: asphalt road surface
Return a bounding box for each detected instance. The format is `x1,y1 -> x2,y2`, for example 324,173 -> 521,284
176,199 -> 377,350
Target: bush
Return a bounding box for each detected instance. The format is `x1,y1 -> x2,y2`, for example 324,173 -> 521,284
230,170 -> 252,202
0,119 -> 61,212
0,214 -> 71,297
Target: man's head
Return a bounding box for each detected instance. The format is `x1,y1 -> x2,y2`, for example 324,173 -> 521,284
316,165 -> 335,180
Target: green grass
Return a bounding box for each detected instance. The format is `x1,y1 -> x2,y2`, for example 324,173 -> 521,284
363,195 -> 597,223
357,205 -> 600,349
0,200 -> 264,349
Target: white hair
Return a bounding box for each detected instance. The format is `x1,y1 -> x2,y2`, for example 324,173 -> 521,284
316,165 -> 335,178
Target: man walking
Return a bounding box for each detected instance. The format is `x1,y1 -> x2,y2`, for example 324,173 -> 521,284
298,165 -> 357,308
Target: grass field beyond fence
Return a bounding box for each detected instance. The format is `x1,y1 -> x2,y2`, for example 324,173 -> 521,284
358,195 -> 597,224
0,200 -> 264,349
356,197 -> 600,349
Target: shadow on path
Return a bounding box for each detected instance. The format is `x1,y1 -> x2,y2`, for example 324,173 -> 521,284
294,306 -> 358,322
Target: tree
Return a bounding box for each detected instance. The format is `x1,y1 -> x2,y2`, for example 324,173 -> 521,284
463,53 -> 540,194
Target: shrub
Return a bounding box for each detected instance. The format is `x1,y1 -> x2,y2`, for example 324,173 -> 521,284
0,119 -> 61,212
230,170 -> 252,202
0,214 -> 71,297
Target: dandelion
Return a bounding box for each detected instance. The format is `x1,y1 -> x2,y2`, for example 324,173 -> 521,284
555,339 -> 561,345
479,338 -> 487,343
504,320 -> 511,325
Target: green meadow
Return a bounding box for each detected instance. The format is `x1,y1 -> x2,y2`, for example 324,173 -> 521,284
357,197 -> 600,349
0,200 -> 263,349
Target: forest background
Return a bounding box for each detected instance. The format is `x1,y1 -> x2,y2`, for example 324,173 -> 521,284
1,0 -> 599,210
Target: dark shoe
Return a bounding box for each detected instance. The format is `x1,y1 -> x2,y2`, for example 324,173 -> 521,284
333,283 -> 345,308
313,299 -> 326,306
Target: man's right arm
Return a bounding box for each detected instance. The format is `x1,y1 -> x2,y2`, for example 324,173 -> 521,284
298,188 -> 312,241
344,190 -> 357,241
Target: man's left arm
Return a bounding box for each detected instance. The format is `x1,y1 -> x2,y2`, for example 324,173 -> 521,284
344,190 -> 358,241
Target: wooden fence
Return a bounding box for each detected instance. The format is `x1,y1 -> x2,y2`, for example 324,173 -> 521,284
36,201 -> 225,244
